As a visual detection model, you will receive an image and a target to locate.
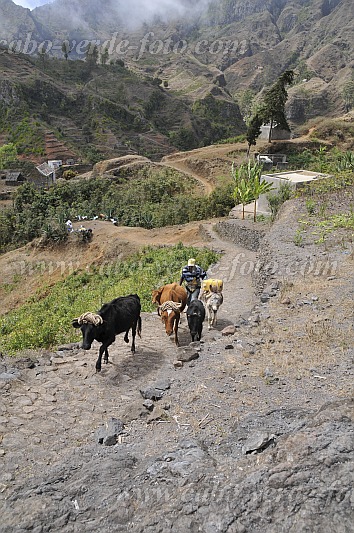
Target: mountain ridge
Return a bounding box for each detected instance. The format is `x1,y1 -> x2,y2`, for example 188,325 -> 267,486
0,0 -> 354,162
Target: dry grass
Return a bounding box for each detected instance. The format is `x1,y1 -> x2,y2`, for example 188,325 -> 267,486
258,267 -> 354,376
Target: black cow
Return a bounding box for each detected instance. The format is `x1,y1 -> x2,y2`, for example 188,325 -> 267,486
186,300 -> 205,341
72,294 -> 141,372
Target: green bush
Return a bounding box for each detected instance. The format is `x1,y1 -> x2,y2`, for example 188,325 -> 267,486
41,219 -> 68,244
216,135 -> 246,144
267,182 -> 292,221
0,173 -> 234,253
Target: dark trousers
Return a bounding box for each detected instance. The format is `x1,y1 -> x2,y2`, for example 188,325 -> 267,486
187,287 -> 200,306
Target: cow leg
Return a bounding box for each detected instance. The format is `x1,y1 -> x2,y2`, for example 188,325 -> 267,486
96,345 -> 106,372
96,339 -> 114,372
124,332 -> 129,343
130,319 -> 138,354
174,316 -> 180,346
197,325 -> 202,340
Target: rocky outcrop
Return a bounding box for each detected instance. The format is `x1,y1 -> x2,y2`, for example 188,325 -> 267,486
0,80 -> 20,106
92,155 -> 151,177
287,79 -> 331,123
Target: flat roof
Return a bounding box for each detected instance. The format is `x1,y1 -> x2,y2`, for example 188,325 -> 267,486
262,170 -> 331,183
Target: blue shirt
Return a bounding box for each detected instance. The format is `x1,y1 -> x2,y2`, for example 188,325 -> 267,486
180,265 -> 206,289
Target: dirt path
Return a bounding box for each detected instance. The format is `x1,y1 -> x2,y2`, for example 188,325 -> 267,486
202,222 -> 257,319
0,221 -> 257,474
159,141 -> 251,194
159,159 -> 214,194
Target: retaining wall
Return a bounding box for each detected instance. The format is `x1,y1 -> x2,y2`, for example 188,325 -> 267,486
214,219 -> 268,252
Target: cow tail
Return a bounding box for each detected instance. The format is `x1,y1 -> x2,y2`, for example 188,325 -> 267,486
137,316 -> 142,337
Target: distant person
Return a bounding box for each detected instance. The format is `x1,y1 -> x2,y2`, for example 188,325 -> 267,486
179,258 -> 207,306
65,220 -> 73,232
78,225 -> 93,242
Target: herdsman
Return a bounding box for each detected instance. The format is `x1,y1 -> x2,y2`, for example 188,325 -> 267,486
179,258 -> 207,306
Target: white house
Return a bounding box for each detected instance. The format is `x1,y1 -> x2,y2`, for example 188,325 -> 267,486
257,170 -> 332,214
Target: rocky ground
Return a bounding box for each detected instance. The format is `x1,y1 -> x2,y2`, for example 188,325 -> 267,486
0,192 -> 353,532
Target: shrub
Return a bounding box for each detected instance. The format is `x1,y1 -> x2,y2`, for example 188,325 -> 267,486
267,182 -> 292,221
41,220 -> 68,244
62,169 -> 78,180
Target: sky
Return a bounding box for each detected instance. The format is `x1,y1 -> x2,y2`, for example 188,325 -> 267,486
12,0 -> 51,8
11,0 -> 205,11
9,0 -> 211,29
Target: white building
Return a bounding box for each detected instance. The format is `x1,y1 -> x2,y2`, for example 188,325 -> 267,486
229,169 -> 331,219
48,160 -> 62,170
257,170 -> 332,214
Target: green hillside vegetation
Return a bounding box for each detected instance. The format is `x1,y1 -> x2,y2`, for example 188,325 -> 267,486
0,168 -> 234,253
0,52 -> 245,161
0,244 -> 219,353
0,117 -> 46,157
286,145 -> 354,176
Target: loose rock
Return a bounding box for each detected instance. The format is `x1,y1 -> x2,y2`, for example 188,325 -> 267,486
176,347 -> 199,362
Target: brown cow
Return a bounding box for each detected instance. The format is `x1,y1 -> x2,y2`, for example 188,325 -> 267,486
152,283 -> 187,346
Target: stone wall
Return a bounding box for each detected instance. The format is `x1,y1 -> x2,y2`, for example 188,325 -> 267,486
215,219 -> 268,251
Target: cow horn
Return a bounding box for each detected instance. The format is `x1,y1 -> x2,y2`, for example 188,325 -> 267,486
76,312 -> 103,326
159,301 -> 182,313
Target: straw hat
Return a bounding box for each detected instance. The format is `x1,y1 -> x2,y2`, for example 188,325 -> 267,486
188,258 -> 196,266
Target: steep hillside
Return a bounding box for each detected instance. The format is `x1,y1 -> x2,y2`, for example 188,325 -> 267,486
1,0 -> 354,151
29,0 -> 354,121
0,50 -> 245,163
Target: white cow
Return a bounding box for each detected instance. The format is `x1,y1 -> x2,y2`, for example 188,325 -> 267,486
201,292 -> 224,330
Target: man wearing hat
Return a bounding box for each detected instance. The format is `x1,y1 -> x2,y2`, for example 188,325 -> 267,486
179,258 -> 207,306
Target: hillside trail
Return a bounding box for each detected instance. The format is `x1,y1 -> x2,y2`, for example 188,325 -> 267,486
0,221 -> 258,488
158,159 -> 214,194
200,222 -> 257,320
159,141 -> 249,194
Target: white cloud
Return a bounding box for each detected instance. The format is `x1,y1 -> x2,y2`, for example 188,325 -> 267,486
11,0 -> 210,20
12,0 -> 53,8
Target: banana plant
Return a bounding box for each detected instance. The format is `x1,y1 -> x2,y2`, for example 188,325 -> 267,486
252,177 -> 275,221
232,160 -> 273,220
233,178 -> 254,220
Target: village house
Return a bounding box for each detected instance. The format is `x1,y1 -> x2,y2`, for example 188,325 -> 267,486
5,171 -> 26,186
